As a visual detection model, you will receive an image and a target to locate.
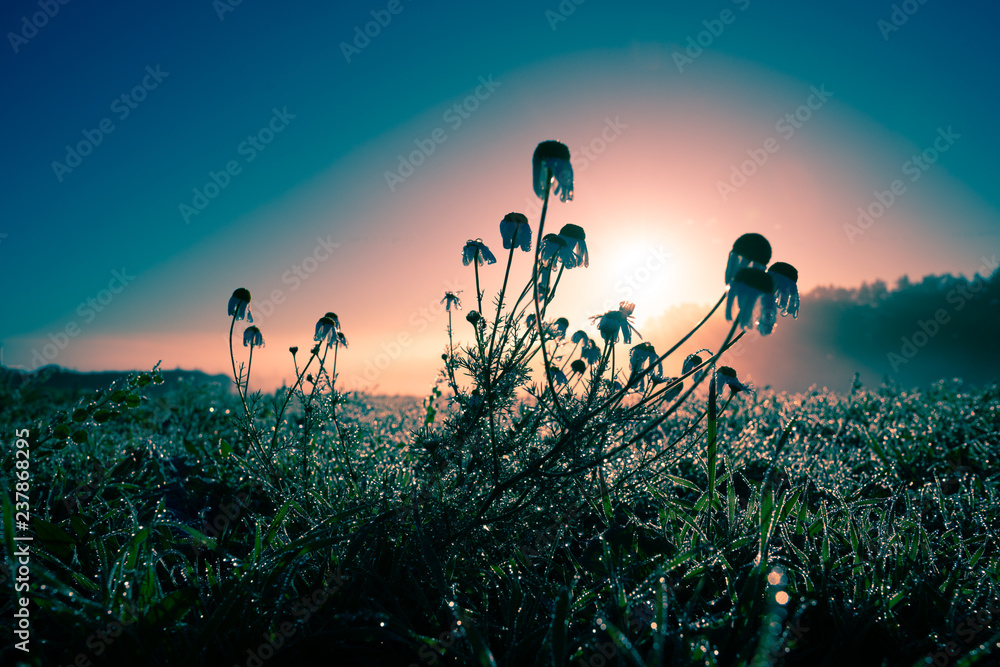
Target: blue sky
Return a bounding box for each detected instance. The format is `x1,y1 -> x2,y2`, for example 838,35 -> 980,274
3,0 -> 999,394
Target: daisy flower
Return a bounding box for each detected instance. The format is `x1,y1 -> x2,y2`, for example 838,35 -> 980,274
629,341 -> 662,390
768,261 -> 800,318
539,233 -> 577,268
717,366 -> 753,395
442,291 -> 463,311
726,268 -> 775,334
499,212 -> 532,252
591,301 -> 641,344
532,140 -> 574,202
315,315 -> 338,345
558,224 -> 589,268
228,288 -> 253,322
336,332 -> 349,348
725,233 -> 771,285
463,239 -> 497,266
243,326 -> 264,348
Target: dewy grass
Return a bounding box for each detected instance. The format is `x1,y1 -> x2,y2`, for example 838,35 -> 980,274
3,139 -> 998,666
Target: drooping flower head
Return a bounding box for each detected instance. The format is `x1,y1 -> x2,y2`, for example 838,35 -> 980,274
499,212 -> 532,252
539,233 -> 576,268
462,239 -> 497,266
243,326 -> 264,348
581,341 -> 601,365
315,315 -> 338,344
548,365 -> 568,387
591,301 -> 641,344
336,332 -> 349,348
725,233 -> 771,285
768,262 -> 800,318
629,342 -> 662,391
228,288 -> 253,322
726,268 -> 775,334
716,366 -> 753,395
553,317 -> 569,339
442,291 -> 463,311
570,359 -> 587,375
682,349 -> 712,375
466,310 -> 482,326
532,140 -> 574,202
558,224 -> 589,268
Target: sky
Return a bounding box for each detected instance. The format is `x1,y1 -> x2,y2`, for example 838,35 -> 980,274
2,0 -> 999,396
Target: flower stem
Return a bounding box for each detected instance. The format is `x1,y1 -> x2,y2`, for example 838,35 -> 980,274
532,170 -> 569,425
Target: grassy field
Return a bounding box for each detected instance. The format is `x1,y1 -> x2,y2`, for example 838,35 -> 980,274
2,367 -> 998,666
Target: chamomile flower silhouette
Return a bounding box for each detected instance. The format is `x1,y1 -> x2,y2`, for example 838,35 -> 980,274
716,365 -> 753,395
336,332 -> 349,348
539,233 -> 577,268
548,365 -> 568,387
553,317 -> 569,339
592,301 -> 641,344
768,261 -> 800,318
581,340 -> 601,365
463,239 -> 497,266
629,341 -> 662,390
228,288 -> 253,322
499,212 -> 532,252
558,224 -> 589,268
726,268 -> 775,333
532,140 -> 574,202
314,315 -> 338,345
725,233 -> 771,285
442,291 -> 463,311
570,359 -> 587,374
243,326 -> 264,348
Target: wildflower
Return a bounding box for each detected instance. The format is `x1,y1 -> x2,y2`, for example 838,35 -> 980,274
570,359 -> 587,374
548,365 -> 568,387
581,341 -> 601,365
558,224 -> 589,268
768,261 -> 800,318
591,301 -> 641,344
725,233 -> 771,285
228,288 -> 253,322
315,315 -> 338,345
336,332 -> 349,348
682,349 -> 711,375
499,212 -> 531,252
289,346 -> 298,356
539,233 -> 577,268
571,330 -> 590,346
532,140 -> 574,202
716,366 -> 753,395
442,291 -> 463,311
629,342 -> 662,390
526,314 -> 535,330
463,239 -> 497,266
553,317 -> 569,339
243,326 -> 264,348
726,268 -> 775,333
466,310 -> 482,326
